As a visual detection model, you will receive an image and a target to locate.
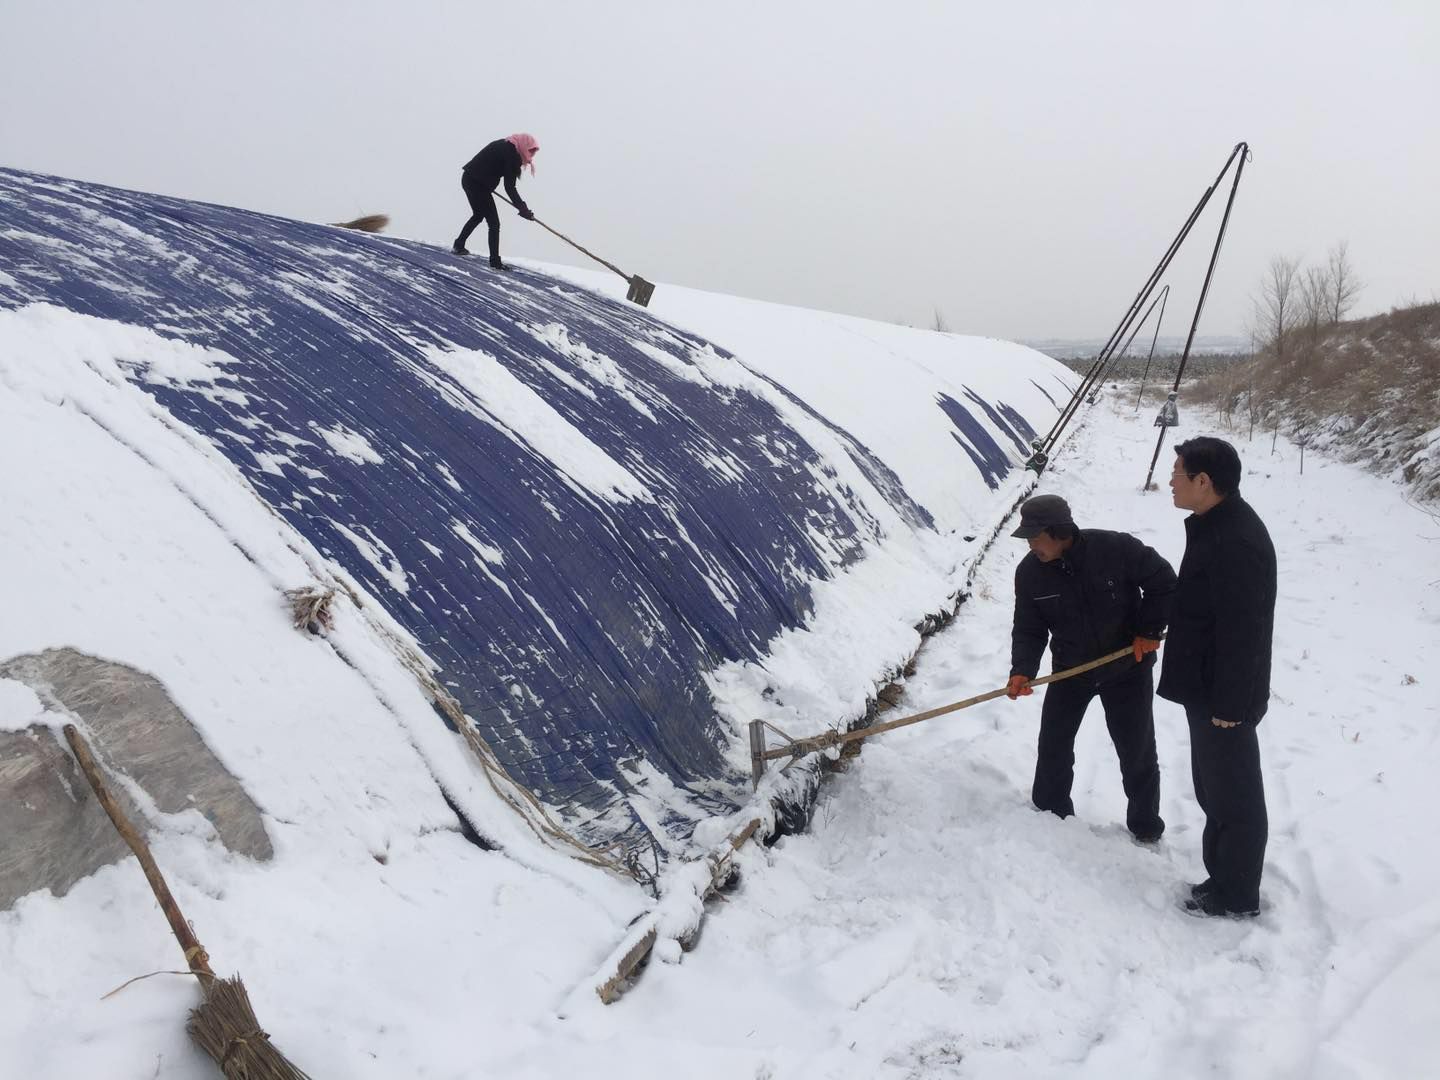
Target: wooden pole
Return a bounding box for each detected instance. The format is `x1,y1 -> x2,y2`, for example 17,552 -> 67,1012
493,193 -> 655,306
495,193 -> 628,279
63,725 -> 214,980
64,726 -> 312,1078
759,644 -> 1137,765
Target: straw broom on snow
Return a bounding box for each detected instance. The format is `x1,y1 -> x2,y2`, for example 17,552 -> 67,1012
330,214 -> 389,233
64,725 -> 311,1079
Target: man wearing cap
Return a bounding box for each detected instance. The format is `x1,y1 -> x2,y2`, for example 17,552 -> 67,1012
1008,494 -> 1177,842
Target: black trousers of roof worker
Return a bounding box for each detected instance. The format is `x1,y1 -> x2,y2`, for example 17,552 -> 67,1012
457,172 -> 501,259
1185,705 -> 1267,911
1032,663 -> 1163,839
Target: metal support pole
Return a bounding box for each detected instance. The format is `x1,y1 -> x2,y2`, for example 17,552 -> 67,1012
1134,285 -> 1171,411
1026,142 -> 1248,472
1143,143 -> 1252,490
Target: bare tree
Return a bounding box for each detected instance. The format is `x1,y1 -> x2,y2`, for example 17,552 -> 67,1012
931,307 -> 951,333
1325,240 -> 1363,324
1254,255 -> 1302,362
1217,364 -> 1237,429
1245,332 -> 1261,439
1300,264 -> 1330,338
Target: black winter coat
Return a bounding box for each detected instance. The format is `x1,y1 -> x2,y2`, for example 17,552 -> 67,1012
1158,495 -> 1277,724
462,139 -> 529,215
1011,529 -> 1177,685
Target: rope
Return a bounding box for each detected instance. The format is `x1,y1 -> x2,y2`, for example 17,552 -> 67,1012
221,1030 -> 271,1066
101,968 -> 217,1001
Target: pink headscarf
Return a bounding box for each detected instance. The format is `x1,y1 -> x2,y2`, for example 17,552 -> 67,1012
507,133 -> 539,174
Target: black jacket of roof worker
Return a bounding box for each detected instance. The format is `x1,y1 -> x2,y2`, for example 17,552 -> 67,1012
1011,529 -> 1178,683
1157,494 -> 1277,724
462,139 -> 530,216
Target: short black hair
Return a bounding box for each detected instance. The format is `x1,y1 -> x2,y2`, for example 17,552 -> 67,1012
1043,523 -> 1078,542
1174,436 -> 1242,496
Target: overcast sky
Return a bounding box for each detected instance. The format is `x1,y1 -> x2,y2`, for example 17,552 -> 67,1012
3,0 -> 1436,341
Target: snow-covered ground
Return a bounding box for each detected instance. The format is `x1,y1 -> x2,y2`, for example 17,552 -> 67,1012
538,394 -> 1440,1079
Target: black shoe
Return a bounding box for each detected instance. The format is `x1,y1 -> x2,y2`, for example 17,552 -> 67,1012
1181,891 -> 1259,919
451,243 -> 470,256
489,255 -> 507,270
1190,879 -> 1215,900
1131,827 -> 1165,845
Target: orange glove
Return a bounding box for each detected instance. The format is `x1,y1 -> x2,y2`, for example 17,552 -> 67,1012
1006,675 -> 1034,700
1132,636 -> 1162,662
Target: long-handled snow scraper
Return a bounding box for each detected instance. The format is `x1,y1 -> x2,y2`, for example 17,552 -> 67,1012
748,644 -> 1136,788
496,194 -> 656,306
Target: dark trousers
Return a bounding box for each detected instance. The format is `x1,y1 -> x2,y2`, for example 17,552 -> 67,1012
456,172 -> 500,257
1186,706 -> 1267,911
1032,664 -> 1163,838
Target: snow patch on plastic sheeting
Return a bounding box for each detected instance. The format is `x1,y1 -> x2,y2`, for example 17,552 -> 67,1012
525,321 -> 658,420
312,422 -> 383,465
333,521 -> 411,595
420,343 -> 654,505
537,263 -> 1077,540
0,301 -> 239,412
632,339 -> 708,384
435,461 -> 464,491
706,529 -> 956,784
0,300 -> 248,416
451,520 -> 504,566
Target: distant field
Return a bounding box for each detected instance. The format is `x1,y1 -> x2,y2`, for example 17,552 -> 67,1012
1024,334 -> 1248,360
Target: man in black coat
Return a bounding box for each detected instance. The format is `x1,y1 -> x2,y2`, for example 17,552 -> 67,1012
1159,436 -> 1277,918
452,134 -> 538,268
1008,494 -> 1177,842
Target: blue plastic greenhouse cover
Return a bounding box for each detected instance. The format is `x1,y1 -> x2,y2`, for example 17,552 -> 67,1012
0,168 -> 1037,849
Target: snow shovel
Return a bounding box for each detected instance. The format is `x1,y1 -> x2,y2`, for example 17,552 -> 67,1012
496,194 -> 656,307
747,644 -> 1136,788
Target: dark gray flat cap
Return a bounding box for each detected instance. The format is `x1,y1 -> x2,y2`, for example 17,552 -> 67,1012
1011,494 -> 1074,538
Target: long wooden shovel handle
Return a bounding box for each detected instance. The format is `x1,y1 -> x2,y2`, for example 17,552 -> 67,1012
762,644 -> 1139,763
494,193 -> 636,283
848,644 -> 1137,745
63,725 -> 215,980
